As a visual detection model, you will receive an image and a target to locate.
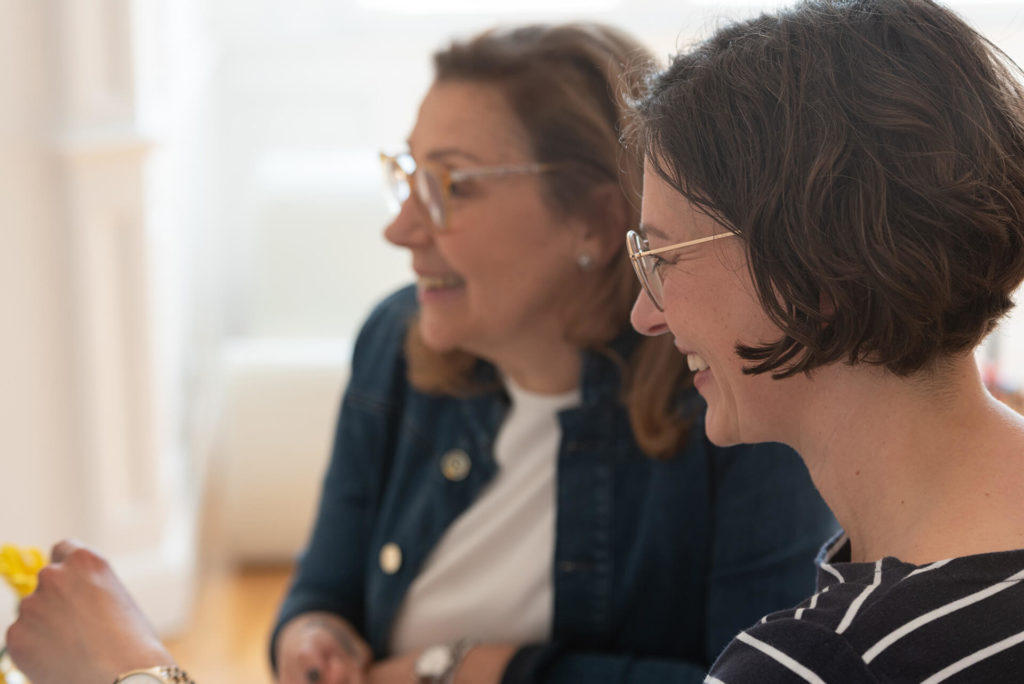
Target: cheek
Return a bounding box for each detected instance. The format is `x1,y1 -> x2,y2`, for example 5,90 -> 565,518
433,234 -> 494,280
662,278 -> 723,332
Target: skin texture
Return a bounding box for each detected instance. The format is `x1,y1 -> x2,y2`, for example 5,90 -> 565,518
384,79 -> 618,394
278,80 -> 626,683
275,612 -> 372,684
629,163 -> 795,447
5,540 -> 177,684
630,162 -> 1024,566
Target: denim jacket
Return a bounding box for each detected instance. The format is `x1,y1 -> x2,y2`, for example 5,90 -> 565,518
272,286 -> 837,684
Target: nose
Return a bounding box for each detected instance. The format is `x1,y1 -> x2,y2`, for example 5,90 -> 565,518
630,290 -> 670,336
383,195 -> 433,248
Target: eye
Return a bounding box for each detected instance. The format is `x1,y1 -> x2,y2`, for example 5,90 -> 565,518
652,253 -> 681,276
448,180 -> 474,198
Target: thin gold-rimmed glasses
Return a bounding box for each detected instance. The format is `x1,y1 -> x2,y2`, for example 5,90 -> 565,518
626,229 -> 737,311
380,151 -> 562,231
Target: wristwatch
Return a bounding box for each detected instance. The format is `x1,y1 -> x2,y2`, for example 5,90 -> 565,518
113,666 -> 196,683
414,639 -> 473,684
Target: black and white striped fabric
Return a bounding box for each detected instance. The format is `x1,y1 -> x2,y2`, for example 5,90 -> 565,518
706,533 -> 1024,683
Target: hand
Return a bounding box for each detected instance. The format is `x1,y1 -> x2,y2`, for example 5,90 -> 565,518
367,643 -> 518,684
5,539 -> 176,684
275,612 -> 372,684
365,649 -> 417,684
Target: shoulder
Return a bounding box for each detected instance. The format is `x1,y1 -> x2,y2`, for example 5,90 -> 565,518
709,617 -> 880,683
355,284 -> 418,349
718,551 -> 1024,682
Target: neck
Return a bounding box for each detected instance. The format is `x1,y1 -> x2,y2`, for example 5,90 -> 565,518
473,338 -> 582,395
788,357 -> 1024,564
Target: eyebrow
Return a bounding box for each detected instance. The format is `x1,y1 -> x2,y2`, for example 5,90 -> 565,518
406,142 -> 484,166
638,221 -> 671,242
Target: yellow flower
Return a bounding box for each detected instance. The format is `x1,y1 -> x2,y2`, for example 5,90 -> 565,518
0,545 -> 47,599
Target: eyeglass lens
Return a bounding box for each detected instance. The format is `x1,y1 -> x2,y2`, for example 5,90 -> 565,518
382,154 -> 449,229
413,169 -> 446,228
383,156 -> 410,207
628,231 -> 665,311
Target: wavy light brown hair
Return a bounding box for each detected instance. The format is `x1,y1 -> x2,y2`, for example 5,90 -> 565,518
630,0 -> 1024,378
405,23 -> 692,457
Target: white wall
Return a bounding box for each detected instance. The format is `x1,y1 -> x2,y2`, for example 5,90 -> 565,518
0,0 -> 198,635
0,0 -> 82,629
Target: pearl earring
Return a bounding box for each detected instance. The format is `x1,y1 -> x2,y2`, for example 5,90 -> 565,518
577,253 -> 594,271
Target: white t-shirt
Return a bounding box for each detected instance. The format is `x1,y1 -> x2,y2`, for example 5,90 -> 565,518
388,380 -> 581,655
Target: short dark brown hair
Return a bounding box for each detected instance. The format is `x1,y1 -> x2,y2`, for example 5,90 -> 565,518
406,23 -> 692,457
631,0 -> 1024,377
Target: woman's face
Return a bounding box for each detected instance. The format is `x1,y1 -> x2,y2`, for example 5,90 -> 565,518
630,163 -> 799,446
384,81 -> 586,360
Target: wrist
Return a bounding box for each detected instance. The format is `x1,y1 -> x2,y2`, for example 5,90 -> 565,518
450,644 -> 518,684
112,665 -> 195,684
414,639 -> 475,684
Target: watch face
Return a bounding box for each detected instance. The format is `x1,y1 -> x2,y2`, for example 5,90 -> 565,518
118,675 -> 165,683
416,644 -> 454,676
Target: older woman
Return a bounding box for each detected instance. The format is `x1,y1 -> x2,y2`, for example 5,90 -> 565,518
5,22 -> 836,684
628,0 -> 1024,680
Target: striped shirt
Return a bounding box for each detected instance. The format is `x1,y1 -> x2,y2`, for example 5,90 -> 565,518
706,533 -> 1024,683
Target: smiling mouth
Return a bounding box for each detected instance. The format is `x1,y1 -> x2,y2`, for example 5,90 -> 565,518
687,353 -> 710,372
418,274 -> 466,291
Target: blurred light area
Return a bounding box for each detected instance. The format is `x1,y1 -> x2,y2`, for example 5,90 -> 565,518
981,297 -> 1024,392
358,0 -> 622,12
253,147 -> 381,198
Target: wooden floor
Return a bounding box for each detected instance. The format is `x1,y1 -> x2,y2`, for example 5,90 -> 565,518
164,564 -> 294,684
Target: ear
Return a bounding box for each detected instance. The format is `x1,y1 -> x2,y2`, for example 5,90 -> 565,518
574,182 -> 631,267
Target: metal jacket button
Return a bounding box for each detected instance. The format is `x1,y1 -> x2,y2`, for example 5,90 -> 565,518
379,542 -> 402,574
441,449 -> 471,481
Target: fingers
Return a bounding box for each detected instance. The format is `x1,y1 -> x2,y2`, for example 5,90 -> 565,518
276,613 -> 373,684
280,657 -> 346,684
34,540 -> 117,602
279,641 -> 364,684
49,538 -> 87,564
8,539 -> 175,684
322,658 -> 368,684
277,646 -> 331,684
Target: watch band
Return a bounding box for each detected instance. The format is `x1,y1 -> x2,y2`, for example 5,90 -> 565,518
113,666 -> 196,684
414,638 -> 475,684
445,639 -> 475,684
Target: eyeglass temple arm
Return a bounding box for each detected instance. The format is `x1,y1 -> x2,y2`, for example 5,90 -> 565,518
448,162 -> 562,182
635,232 -> 734,258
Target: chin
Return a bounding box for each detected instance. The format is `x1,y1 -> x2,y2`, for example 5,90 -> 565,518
703,412 -> 744,447
705,429 -> 743,448
415,319 -> 460,353
419,331 -> 459,353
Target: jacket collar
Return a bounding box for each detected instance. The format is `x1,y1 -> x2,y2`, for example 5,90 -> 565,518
466,324 -> 642,410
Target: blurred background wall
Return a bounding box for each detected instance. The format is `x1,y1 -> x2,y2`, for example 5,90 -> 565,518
2,0 -> 1023,639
